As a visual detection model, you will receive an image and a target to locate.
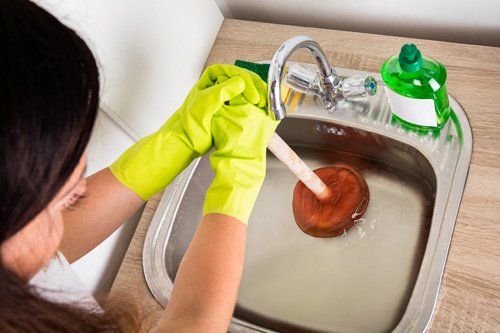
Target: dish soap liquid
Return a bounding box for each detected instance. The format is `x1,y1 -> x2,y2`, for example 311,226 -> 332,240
381,43 -> 451,131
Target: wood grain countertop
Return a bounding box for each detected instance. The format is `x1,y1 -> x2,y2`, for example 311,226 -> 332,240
108,19 -> 500,332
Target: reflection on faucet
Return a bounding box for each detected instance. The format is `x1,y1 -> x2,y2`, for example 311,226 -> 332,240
267,35 -> 377,120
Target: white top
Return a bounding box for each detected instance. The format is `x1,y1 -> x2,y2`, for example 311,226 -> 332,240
30,252 -> 101,311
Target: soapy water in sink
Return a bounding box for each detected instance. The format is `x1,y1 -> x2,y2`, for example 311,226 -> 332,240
336,169 -> 402,249
164,145 -> 434,333
234,148 -> 433,333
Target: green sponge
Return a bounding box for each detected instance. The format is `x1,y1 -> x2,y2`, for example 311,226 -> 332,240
234,60 -> 270,83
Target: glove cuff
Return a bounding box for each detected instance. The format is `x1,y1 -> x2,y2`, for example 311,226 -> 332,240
110,130 -> 198,200
203,184 -> 263,225
202,158 -> 266,224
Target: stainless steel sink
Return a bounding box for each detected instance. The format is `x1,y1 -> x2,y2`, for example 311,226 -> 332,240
143,66 -> 472,333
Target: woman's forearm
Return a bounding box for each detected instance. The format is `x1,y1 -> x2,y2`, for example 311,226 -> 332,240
59,167 -> 144,262
155,214 -> 247,333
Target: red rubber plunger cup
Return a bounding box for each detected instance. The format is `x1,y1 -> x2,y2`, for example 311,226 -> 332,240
292,164 -> 370,237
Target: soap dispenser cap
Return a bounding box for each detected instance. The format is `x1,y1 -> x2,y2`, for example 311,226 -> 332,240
398,43 -> 423,72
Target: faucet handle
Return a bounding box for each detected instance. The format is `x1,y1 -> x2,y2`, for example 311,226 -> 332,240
285,62 -> 377,106
284,62 -> 323,95
340,74 -> 378,100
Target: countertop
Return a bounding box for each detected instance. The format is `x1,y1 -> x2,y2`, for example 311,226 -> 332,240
108,19 -> 500,331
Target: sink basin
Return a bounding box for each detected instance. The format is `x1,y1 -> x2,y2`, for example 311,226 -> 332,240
143,66 -> 472,332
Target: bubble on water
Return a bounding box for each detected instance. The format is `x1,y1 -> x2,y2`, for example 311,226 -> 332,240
354,218 -> 365,225
354,218 -> 367,239
352,197 -> 369,219
340,230 -> 348,247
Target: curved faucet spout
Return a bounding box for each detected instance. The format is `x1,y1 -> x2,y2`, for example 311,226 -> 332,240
268,35 -> 340,120
267,35 -> 377,121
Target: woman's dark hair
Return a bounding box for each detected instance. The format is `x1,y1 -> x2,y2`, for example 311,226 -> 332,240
0,1 -> 140,331
0,0 -> 98,241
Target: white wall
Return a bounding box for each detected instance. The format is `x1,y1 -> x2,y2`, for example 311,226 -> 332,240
216,0 -> 500,46
37,0 -> 224,295
39,0 -> 224,137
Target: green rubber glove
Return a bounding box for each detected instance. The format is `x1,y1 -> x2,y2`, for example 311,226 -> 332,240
203,94 -> 280,224
110,64 -> 268,200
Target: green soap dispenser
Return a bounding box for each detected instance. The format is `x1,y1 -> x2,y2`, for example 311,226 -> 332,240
381,43 -> 451,131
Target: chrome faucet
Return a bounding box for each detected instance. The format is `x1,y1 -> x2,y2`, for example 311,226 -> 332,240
268,35 -> 377,120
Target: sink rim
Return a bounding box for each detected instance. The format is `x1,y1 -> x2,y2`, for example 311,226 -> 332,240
142,67 -> 473,333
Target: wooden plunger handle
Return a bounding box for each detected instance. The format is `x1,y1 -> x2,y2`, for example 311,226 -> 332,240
267,133 -> 332,201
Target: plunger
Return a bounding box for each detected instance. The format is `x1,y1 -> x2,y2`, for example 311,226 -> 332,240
267,133 -> 370,237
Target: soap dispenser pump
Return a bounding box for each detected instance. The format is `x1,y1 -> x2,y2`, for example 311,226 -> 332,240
381,43 -> 451,131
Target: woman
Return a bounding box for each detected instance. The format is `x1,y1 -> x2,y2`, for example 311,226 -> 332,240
0,1 -> 278,332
